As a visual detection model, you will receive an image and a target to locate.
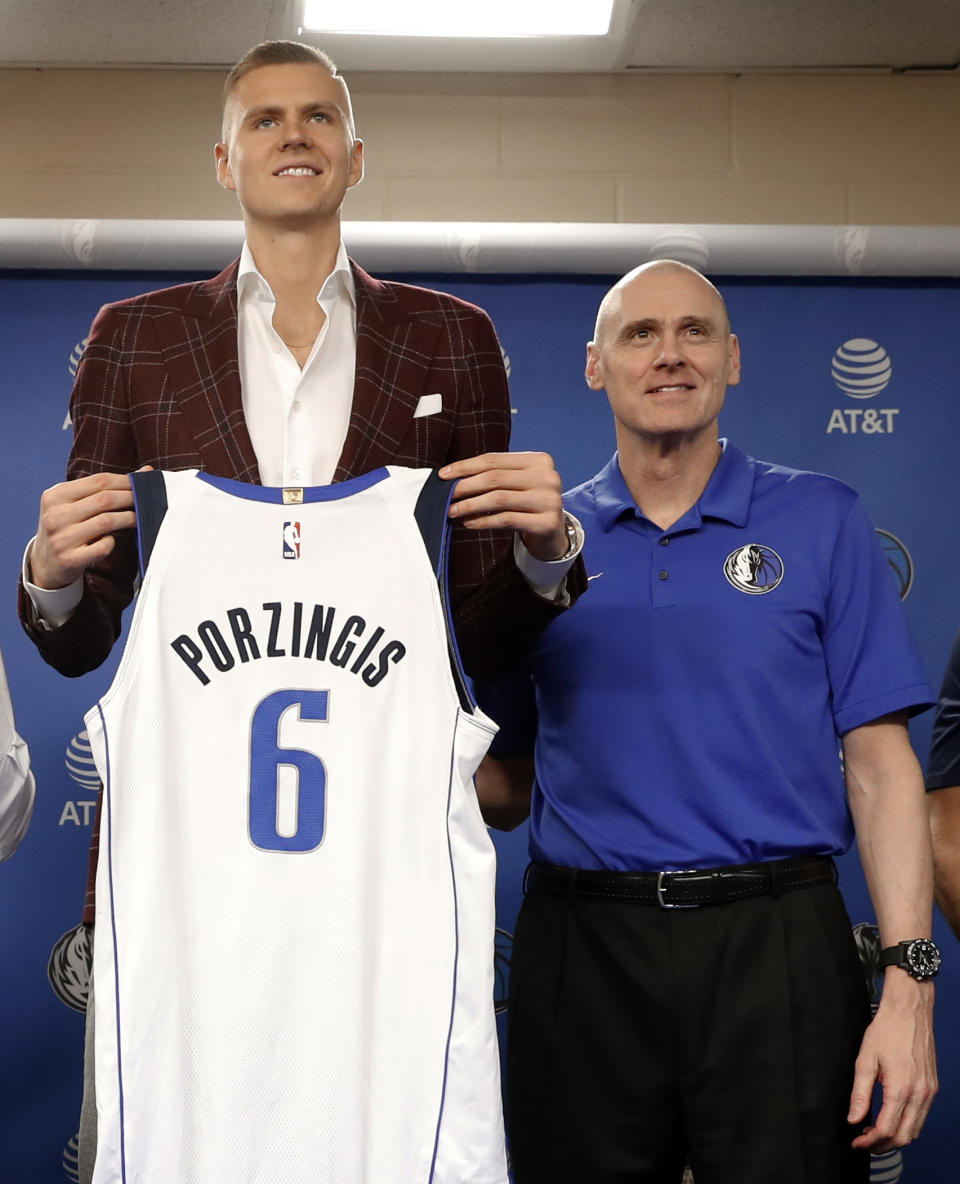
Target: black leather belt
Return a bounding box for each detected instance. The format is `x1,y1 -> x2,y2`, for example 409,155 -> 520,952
523,855 -> 837,909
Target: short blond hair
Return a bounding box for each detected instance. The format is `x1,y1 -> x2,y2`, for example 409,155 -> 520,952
221,40 -> 349,139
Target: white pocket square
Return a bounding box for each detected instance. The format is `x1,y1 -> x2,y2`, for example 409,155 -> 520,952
413,393 -> 443,419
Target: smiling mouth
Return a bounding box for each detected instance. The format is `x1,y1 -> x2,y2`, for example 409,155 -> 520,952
276,166 -> 319,177
648,384 -> 694,393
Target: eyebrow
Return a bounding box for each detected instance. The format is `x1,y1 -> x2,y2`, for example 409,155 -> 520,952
618,314 -> 719,339
245,100 -> 344,123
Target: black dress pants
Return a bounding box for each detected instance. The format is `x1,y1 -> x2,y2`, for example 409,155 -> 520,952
506,880 -> 871,1184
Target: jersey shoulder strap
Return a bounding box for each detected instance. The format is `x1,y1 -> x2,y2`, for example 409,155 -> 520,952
413,470 -> 471,711
130,469 -> 169,577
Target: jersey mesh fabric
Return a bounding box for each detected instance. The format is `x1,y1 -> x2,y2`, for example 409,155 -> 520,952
86,466 -> 506,1184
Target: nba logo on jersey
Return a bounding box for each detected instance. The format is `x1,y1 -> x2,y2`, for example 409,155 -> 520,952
282,521 -> 301,559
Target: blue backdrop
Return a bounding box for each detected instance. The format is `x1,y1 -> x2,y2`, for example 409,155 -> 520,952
0,266 -> 957,1181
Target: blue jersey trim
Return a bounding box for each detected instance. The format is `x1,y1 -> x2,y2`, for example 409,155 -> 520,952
428,723 -> 463,1183
197,467 -> 390,503
412,472 -> 474,712
99,704 -> 128,1182
437,484 -> 476,712
129,470 -> 168,578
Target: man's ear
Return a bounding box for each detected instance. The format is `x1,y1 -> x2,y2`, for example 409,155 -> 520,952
585,342 -> 605,391
726,333 -> 742,387
214,142 -> 235,192
347,138 -> 365,189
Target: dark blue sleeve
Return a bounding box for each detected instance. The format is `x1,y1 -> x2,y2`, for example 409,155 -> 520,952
927,629 -> 960,791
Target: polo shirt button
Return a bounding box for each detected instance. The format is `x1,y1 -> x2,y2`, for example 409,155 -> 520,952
658,570 -> 669,581
659,537 -> 670,546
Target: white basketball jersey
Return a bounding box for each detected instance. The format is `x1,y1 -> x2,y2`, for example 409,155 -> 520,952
85,466 -> 507,1184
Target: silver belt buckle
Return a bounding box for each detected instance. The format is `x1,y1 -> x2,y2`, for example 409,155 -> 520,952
656,869 -> 702,909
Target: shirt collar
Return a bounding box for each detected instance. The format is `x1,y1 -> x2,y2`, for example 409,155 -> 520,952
236,240 -> 356,309
592,438 -> 756,532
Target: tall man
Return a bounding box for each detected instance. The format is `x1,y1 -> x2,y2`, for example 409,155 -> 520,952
20,40 -> 582,676
17,40 -> 583,1183
478,260 -> 938,1183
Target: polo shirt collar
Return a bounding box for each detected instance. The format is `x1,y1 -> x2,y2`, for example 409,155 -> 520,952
592,438 -> 755,532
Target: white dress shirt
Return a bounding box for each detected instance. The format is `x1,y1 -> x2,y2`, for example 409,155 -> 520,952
0,645 -> 35,860
237,240 -> 355,487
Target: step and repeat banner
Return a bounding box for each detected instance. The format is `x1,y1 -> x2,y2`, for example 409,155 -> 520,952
1,255 -> 958,1181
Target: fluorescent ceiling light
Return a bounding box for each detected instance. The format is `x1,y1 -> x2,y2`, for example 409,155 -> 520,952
301,1 -> 616,38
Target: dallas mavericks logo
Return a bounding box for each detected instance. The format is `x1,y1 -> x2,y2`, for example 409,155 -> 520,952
65,730 -> 100,790
57,219 -> 99,266
852,922 -> 884,1011
723,544 -> 784,595
48,921 -> 92,1012
832,226 -> 870,274
830,339 -> 892,398
283,521 -> 301,560
649,230 -> 710,271
875,529 -> 913,601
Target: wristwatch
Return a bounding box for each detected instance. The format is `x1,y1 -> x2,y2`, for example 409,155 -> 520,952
878,938 -> 942,981
557,512 -> 582,561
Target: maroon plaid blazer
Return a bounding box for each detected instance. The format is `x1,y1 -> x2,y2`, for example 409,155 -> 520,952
18,259 -> 585,921
21,259 -> 583,674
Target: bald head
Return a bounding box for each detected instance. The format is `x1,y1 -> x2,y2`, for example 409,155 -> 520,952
593,260 -> 731,347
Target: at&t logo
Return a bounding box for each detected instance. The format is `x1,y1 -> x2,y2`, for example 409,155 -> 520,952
60,729 -> 99,827
826,338 -> 900,436
63,335 -> 90,430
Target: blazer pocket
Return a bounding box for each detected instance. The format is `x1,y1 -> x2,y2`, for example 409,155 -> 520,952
413,393 -> 443,419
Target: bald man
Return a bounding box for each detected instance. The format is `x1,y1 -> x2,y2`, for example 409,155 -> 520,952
477,261 -> 939,1183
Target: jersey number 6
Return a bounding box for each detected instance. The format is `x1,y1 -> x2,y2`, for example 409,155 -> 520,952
249,689 -> 328,852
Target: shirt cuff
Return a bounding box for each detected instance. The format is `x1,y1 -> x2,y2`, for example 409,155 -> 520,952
0,748 -> 35,862
22,537 -> 83,630
513,512 -> 584,604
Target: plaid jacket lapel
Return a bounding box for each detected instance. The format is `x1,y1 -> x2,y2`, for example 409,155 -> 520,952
154,260 -> 260,482
335,262 -> 441,481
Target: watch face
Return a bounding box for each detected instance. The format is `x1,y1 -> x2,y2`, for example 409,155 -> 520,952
906,938 -> 942,978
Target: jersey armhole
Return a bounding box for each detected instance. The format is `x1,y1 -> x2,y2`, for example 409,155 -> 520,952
414,471 -> 473,712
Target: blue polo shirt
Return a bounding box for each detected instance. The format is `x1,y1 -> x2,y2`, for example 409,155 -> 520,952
483,441 -> 932,871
